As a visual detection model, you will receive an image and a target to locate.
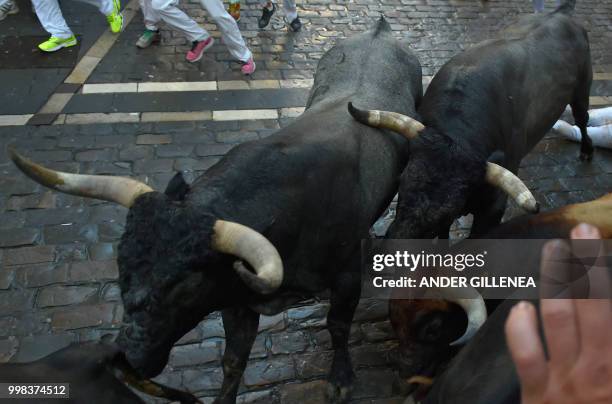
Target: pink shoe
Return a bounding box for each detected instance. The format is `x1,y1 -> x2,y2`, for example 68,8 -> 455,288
186,37 -> 214,63
241,57 -> 256,75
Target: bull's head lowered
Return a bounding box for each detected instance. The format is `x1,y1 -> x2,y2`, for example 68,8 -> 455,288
9,149 -> 283,377
347,104 -> 539,239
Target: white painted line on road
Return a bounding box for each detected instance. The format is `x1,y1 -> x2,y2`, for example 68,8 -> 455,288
213,109 -> 279,121
280,79 -> 314,89
0,115 -> 33,127
7,94 -> 612,127
594,73 -> 612,81
78,79 -> 312,94
1,109 -> 281,126
141,111 -> 212,122
65,56 -> 103,85
138,82 -> 217,93
217,81 -> 250,91
64,112 -> 140,125
38,93 -> 73,114
591,96 -> 612,106
75,77 -> 442,95
82,83 -> 139,94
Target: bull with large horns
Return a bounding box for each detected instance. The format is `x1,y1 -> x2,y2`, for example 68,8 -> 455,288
350,2 -> 592,393
9,18 -> 429,404
349,0 -> 592,240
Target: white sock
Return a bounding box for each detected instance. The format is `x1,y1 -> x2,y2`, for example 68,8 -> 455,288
553,120 -> 580,140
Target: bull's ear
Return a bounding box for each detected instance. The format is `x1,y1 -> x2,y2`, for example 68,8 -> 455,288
165,172 -> 190,201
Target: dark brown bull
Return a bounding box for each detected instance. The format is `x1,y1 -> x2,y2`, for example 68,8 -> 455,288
389,192 -> 612,399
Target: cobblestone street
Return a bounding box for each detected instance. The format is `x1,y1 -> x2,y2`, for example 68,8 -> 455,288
0,0 -> 611,402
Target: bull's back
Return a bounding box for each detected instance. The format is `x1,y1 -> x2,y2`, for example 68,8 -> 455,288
421,12 -> 590,160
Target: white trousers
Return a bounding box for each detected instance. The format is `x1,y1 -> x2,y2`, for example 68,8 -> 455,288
554,107 -> 612,149
263,0 -> 297,22
140,0 -> 251,62
32,0 -> 114,39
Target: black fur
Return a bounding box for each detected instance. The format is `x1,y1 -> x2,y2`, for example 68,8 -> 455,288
389,9 -> 592,239
116,18 -> 423,404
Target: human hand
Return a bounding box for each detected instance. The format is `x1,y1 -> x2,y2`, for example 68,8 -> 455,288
505,223 -> 612,404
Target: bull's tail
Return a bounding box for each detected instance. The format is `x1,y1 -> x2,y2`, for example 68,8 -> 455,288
555,0 -> 576,14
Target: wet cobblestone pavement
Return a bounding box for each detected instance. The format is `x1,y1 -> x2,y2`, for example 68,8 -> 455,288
0,0 -> 611,402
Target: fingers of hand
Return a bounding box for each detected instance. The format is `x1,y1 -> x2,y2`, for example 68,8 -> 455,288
505,301 -> 548,400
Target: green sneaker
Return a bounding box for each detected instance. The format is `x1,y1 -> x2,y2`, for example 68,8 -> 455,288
107,0 -> 123,34
136,29 -> 161,49
38,36 -> 77,52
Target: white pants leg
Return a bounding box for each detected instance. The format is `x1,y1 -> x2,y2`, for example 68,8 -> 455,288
554,112 -> 612,150
585,125 -> 612,148
200,0 -> 251,62
281,0 -> 297,22
32,0 -> 114,38
32,0 -> 74,38
139,0 -> 162,31
79,0 -> 114,15
588,107 -> 612,127
149,0 -> 207,42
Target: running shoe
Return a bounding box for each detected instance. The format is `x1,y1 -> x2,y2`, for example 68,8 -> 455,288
288,17 -> 302,32
107,0 -> 123,33
258,3 -> 276,29
38,36 -> 78,52
186,37 -> 214,63
136,29 -> 161,48
241,57 -> 256,75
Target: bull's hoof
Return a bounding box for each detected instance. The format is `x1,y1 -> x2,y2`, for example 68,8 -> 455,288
579,151 -> 593,162
326,382 -> 352,404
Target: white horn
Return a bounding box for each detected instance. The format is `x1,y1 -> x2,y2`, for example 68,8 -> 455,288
9,148 -> 153,208
424,286 -> 487,346
485,162 -> 539,213
348,102 -> 425,139
211,220 -> 283,294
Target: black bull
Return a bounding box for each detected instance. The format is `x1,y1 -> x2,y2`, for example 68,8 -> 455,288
9,18 -> 423,404
350,2 -> 593,239
0,341 -> 200,403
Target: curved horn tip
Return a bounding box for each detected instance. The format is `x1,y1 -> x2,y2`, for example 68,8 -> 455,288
447,295 -> 487,346
450,331 -> 474,346
521,199 -> 539,214
347,101 -> 355,114
347,102 -> 368,124
233,261 -> 280,295
8,146 -> 25,166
